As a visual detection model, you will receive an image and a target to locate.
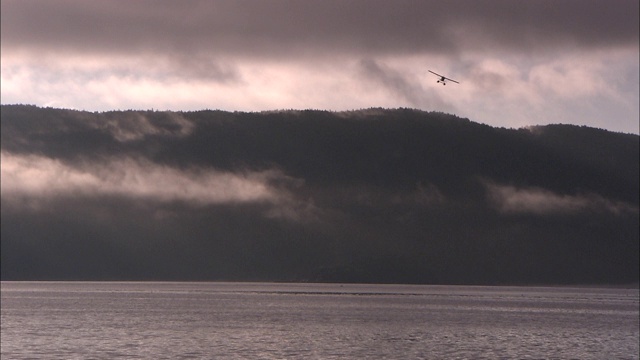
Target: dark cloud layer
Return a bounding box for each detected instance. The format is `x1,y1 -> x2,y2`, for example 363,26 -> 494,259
3,0 -> 638,58
2,106 -> 638,284
2,0 -> 638,134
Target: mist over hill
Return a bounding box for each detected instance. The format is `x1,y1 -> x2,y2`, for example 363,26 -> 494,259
1,105 -> 638,284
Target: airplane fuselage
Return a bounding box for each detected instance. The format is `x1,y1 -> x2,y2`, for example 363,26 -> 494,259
429,70 -> 458,85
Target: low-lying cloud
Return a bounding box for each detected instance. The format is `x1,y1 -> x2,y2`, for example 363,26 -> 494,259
485,182 -> 638,215
96,112 -> 195,142
1,152 -> 284,207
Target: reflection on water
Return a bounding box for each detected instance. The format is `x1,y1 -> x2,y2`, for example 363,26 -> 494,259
1,282 -> 638,359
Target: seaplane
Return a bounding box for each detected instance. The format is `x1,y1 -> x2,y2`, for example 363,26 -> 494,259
428,70 -> 459,85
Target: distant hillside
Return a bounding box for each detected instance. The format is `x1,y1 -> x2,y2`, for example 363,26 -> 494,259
1,105 -> 638,284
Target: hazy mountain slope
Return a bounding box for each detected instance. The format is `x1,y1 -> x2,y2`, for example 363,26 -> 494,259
2,105 -> 638,284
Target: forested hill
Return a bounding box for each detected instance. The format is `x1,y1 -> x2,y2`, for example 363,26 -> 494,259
2,105 -> 638,285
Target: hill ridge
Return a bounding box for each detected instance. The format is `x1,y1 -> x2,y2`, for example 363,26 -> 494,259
1,105 -> 638,284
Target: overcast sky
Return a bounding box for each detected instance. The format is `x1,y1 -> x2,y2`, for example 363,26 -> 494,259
2,0 -> 638,133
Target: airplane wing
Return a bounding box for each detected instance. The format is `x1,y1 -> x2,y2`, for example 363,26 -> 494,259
444,76 -> 459,84
428,70 -> 459,84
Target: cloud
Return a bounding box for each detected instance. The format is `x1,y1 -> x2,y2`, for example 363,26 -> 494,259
1,0 -> 638,134
529,55 -> 612,100
485,182 -> 638,215
0,152 -> 275,203
451,50 -> 639,132
95,111 -> 195,142
2,0 -> 637,58
0,152 -> 322,223
358,59 -> 454,111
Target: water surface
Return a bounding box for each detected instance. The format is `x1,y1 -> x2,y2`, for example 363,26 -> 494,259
2,282 -> 638,359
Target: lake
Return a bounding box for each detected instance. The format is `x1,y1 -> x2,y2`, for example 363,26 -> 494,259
1,282 -> 638,359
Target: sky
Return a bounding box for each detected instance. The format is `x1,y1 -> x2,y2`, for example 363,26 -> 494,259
1,0 -> 638,134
